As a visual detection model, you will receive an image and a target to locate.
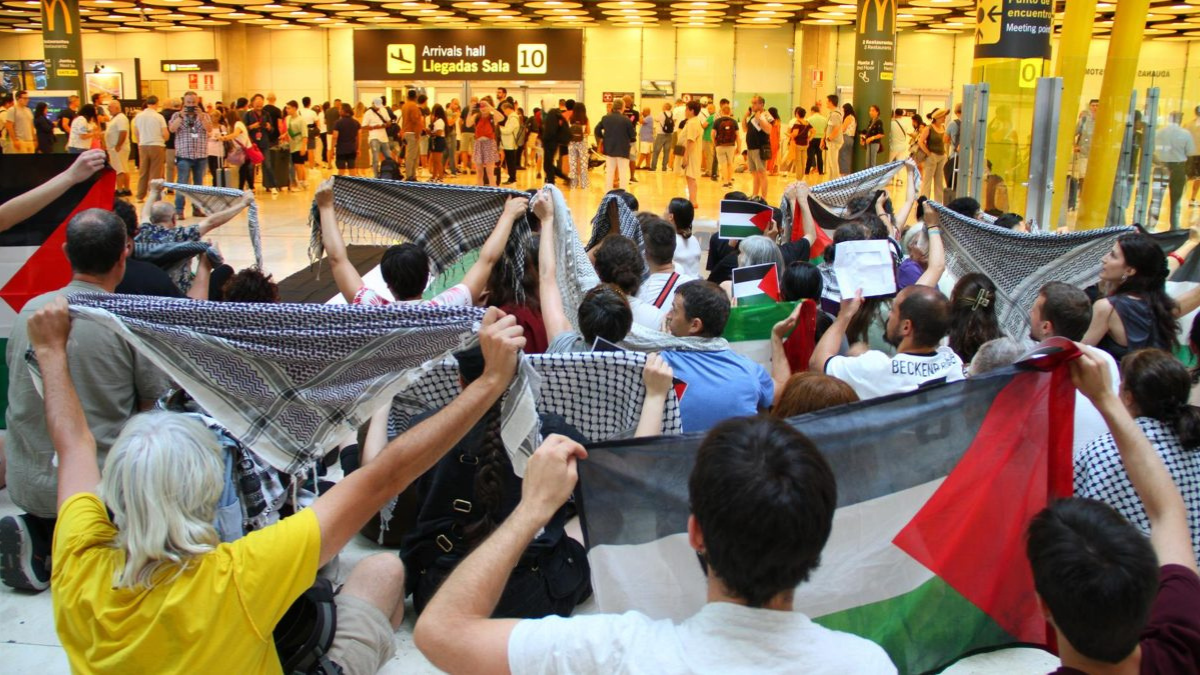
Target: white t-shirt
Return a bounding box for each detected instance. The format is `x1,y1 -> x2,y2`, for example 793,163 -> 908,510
364,107 -> 390,143
889,118 -> 908,152
826,110 -> 844,145
636,270 -> 695,312
674,234 -> 701,277
825,346 -> 965,400
508,602 -> 896,675
630,295 -> 665,331
133,108 -> 167,147
105,112 -> 129,153
300,107 -> 318,128
432,118 -> 445,135
1073,348 -> 1121,452
68,116 -> 92,150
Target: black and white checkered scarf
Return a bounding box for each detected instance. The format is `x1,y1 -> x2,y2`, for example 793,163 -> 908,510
164,182 -> 263,269
779,159 -> 915,241
586,190 -> 643,253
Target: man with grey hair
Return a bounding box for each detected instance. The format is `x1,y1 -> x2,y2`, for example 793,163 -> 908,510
1156,110 -> 1197,230
1,208 -> 171,592
140,178 -> 252,243
133,95 -> 169,201
967,337 -> 1025,376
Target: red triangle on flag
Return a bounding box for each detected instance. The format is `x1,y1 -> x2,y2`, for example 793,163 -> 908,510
757,264 -> 781,302
0,170 -> 117,313
791,196 -> 806,243
749,208 -> 773,232
672,378 -> 687,403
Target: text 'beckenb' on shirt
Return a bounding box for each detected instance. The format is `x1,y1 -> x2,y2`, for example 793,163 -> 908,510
824,346 -> 964,400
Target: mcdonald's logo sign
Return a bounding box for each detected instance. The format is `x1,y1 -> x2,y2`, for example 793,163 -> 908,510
858,0 -> 896,33
42,0 -> 74,34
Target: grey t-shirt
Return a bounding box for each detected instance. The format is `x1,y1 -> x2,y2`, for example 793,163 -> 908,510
7,105 -> 34,141
547,330 -> 589,354
5,281 -> 172,518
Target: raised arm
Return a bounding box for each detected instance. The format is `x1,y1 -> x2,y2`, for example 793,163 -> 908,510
794,182 -> 817,244
1172,285 -> 1200,318
635,354 -> 673,437
534,191 -> 572,341
186,254 -> 212,301
770,302 -> 804,405
892,161 -> 919,229
914,205 -> 945,288
142,178 -> 166,225
315,179 -> 365,304
460,196 -> 528,303
1071,345 -> 1198,573
197,190 -> 253,236
310,308 -> 524,566
0,149 -> 106,233
415,434 -> 587,675
26,298 -> 101,508
810,290 -> 862,372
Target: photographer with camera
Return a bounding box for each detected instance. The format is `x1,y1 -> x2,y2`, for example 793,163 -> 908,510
168,91 -> 213,218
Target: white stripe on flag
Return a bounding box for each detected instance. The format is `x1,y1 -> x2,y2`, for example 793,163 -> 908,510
719,211 -> 760,228
585,478 -> 941,621
732,280 -> 766,299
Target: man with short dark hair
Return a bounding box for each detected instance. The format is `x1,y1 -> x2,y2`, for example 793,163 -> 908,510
636,217 -> 695,314
595,99 -> 636,191
1029,282 -> 1119,450
4,89 -> 33,153
133,95 -> 169,202
58,94 -> 79,136
1,208 -> 171,592
812,284 -> 965,399
414,415 -> 897,673
168,91 -> 213,218
316,179 -> 521,306
824,94 -> 843,180
1028,346 -> 1200,673
401,90 -> 424,181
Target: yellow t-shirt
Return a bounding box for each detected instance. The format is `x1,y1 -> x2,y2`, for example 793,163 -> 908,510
51,493 -> 321,674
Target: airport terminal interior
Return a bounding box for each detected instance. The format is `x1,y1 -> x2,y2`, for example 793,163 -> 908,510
3,0 -> 1200,672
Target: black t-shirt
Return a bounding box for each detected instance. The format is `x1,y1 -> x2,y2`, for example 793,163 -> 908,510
58,107 -> 77,131
262,104 -> 282,142
116,259 -> 185,298
333,117 -> 361,155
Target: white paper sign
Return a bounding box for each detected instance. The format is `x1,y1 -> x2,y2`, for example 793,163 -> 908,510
832,239 -> 897,299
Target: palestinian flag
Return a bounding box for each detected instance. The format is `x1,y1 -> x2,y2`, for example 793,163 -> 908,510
731,262 -> 780,307
0,156 -> 115,425
794,195 -> 834,260
723,300 -> 816,373
577,341 -> 1078,674
719,199 -> 773,240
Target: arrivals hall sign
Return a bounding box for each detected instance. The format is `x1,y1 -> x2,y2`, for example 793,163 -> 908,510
353,29 -> 583,82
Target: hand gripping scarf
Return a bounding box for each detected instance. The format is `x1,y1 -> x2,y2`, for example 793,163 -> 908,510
163,182 -> 263,269
780,159 -> 918,243
60,293 -> 544,475
929,202 -> 1133,338
585,190 -> 644,253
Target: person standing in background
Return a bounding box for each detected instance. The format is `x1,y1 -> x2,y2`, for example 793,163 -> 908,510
286,100 -> 309,190
58,94 -> 79,137
651,101 -> 674,172
622,95 -> 640,185
133,96 -> 168,202
807,104 -> 827,178
499,100 -> 521,185
824,95 -> 843,180
944,104 -> 963,197
637,105 -> 654,170
744,96 -> 773,199
4,90 -> 34,154
919,107 -> 950,200
363,98 -> 394,178
445,99 -> 460,178
566,102 -> 590,190
788,107 -> 811,180
300,96 -> 318,172
712,102 -> 739,189
1187,105 -> 1200,209
839,102 -> 857,176
704,102 -> 718,181
400,90 -> 423,182
1071,99 -> 1099,210
682,100 -> 705,208
1156,111 -> 1196,231
767,106 -> 781,176
105,99 -> 131,197
861,105 -> 884,168
323,98 -> 341,167
243,94 -> 279,194
33,102 -> 55,155
161,98 -> 179,185
169,91 -> 213,217
889,108 -> 909,163
595,98 -> 636,191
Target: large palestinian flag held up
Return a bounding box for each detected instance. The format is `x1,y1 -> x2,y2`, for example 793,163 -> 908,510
718,199 -> 773,240
0,157 -> 116,424
577,342 -> 1078,674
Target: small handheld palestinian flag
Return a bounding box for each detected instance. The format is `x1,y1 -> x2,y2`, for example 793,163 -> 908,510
719,199 -> 773,240
731,262 -> 781,307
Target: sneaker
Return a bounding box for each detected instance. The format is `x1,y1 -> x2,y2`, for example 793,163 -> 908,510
0,514 -> 51,592
270,188 -> 279,195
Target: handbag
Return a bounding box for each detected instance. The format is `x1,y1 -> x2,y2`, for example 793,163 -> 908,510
245,142 -> 264,165
759,145 -> 772,161
226,143 -> 246,167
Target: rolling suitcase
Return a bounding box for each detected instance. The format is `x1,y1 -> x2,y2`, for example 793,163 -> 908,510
264,146 -> 291,190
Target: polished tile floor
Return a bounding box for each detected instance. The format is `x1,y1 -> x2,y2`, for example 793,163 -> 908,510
0,157 -> 1189,672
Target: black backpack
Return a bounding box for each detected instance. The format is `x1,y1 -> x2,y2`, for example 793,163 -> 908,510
378,157 -> 399,180
274,577 -> 341,675
662,111 -> 675,134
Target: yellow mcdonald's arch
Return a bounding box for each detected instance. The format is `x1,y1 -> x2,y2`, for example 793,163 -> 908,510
858,0 -> 896,33
42,0 -> 73,34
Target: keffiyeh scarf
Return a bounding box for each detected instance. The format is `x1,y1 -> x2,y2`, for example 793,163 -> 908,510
163,182 -> 263,269
931,202 -> 1133,338
586,190 -> 643,253
780,160 -> 916,240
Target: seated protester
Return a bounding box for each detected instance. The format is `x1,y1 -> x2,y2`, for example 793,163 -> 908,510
773,372 -> 859,418
221,267 -> 280,303
947,273 -> 1002,365
636,217 -> 696,314
486,236 -> 547,354
782,260 -> 834,343
706,189 -> 748,275
716,235 -> 786,302
634,353 -> 674,437
2,210 -> 173,593
414,416 -> 897,674
817,222 -> 873,315
779,182 -> 820,266
1075,349 -> 1200,559
535,192 -> 633,353
594,234 -> 662,330
661,281 -> 788,432
895,197 -> 948,292
112,198 -> 204,300
992,212 -> 1026,231
1030,281 -> 1122,451
1082,233 -> 1200,361
1028,346 -> 1200,674
665,197 -> 701,277
32,300 -> 531,671
811,285 -> 965,400
966,337 -> 1025,376
137,178 -> 251,244
400,345 -> 592,616
316,179 -> 525,306
945,196 -> 982,219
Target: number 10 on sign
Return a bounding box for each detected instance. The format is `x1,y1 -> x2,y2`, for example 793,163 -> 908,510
517,44 -> 548,75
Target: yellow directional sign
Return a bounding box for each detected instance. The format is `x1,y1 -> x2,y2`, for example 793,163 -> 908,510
1018,58 -> 1044,88
976,0 -> 1002,45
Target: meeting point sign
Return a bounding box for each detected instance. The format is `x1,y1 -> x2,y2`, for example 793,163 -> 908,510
353,29 -> 583,82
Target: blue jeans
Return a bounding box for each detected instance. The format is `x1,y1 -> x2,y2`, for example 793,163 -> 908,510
174,156 -> 207,214
369,138 -> 391,177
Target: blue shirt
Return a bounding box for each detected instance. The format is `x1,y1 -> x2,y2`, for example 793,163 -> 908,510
661,349 -> 774,433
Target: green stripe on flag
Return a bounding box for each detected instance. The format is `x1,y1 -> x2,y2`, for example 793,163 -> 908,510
735,293 -> 779,308
814,576 -> 1014,675
422,249 -> 478,301
719,224 -> 764,240
723,301 -> 798,342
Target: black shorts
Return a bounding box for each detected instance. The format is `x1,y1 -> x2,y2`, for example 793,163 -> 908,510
1188,156 -> 1200,179
336,153 -> 357,170
431,136 -> 446,153
291,151 -> 306,165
